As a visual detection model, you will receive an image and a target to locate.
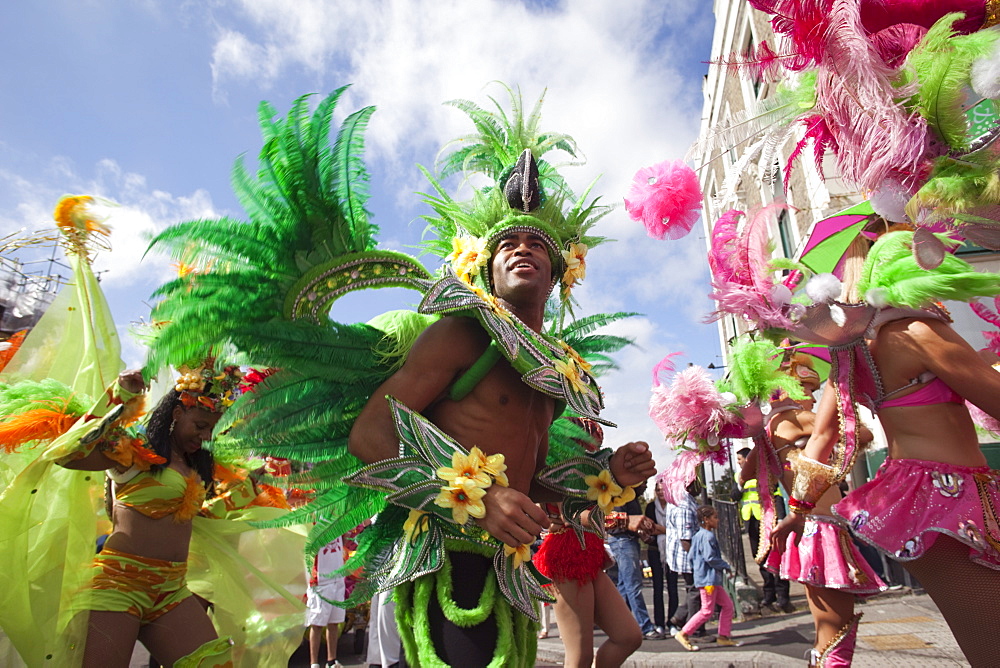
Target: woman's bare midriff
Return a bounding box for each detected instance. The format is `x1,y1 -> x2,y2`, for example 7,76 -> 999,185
102,504 -> 193,562
879,402 -> 987,467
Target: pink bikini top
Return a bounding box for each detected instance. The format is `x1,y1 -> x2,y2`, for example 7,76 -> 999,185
877,371 -> 963,410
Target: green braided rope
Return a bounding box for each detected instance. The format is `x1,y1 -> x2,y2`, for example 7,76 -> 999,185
395,541 -> 537,667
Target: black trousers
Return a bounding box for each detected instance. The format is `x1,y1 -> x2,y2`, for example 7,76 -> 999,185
670,571 -> 701,628
399,552 -> 497,668
647,548 -> 665,628
746,514 -> 790,606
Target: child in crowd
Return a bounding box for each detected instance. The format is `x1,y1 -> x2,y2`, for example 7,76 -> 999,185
675,505 -> 742,652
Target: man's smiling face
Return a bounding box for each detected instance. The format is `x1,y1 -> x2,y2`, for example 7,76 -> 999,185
489,230 -> 553,302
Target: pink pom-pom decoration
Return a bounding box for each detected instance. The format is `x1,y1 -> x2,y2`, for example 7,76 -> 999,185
624,160 -> 703,240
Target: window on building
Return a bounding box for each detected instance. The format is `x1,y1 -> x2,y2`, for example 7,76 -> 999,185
744,31 -> 762,98
777,209 -> 794,259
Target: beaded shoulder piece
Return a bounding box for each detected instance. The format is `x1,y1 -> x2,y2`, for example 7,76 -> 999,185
420,270 -> 614,427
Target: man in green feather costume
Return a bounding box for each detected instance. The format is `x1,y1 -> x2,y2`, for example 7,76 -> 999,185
349,143 -> 656,665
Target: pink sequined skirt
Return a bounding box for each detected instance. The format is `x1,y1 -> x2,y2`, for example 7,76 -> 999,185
833,458 -> 1000,570
766,515 -> 886,594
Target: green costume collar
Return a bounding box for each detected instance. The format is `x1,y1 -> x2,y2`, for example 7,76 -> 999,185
419,269 -> 615,427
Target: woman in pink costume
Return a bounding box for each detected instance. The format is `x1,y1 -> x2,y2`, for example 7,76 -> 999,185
773,245 -> 1000,666
750,354 -> 885,667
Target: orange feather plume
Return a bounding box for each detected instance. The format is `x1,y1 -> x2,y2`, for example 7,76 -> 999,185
0,406 -> 79,453
0,330 -> 26,372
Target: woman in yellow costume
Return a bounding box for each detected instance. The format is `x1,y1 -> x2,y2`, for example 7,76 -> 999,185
58,365 -> 240,667
0,197 -> 305,668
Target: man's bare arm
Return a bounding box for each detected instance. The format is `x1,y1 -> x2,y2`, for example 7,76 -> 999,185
348,318 -> 483,463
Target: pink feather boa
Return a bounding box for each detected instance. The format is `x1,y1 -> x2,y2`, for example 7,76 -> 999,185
657,450 -> 703,506
624,160 -> 703,240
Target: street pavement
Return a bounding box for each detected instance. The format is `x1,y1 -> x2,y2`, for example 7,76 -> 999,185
286,583 -> 968,667
126,580 -> 967,667
533,585 -> 969,667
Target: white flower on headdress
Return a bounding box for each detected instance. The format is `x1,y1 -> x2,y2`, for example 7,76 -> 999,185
448,236 -> 489,283
561,242 -> 588,290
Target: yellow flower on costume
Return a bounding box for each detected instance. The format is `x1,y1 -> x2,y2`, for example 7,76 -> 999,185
585,469 -> 624,512
403,509 -> 430,544
613,484 -> 637,505
435,477 -> 487,525
449,236 -> 489,282
561,242 -> 587,289
471,447 -> 510,488
467,283 -> 512,322
504,542 -> 533,570
53,195 -> 111,236
437,447 -> 492,488
554,357 -> 588,394
558,340 -> 593,373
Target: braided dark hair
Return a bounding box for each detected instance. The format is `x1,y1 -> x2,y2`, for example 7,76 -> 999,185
146,389 -> 215,492
696,504 -> 717,525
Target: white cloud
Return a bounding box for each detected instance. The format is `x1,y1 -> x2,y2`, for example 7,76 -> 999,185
0,158 -> 219,290
209,0 -> 705,181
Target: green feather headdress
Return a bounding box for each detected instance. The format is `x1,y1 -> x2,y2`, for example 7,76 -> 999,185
859,230 -> 1000,307
418,84 -> 611,326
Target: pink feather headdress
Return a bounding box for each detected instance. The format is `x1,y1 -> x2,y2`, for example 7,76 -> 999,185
814,0 -> 927,193
706,206 -> 797,330
624,160 -> 703,240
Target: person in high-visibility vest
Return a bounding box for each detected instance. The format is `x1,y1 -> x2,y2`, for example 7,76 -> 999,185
736,448 -> 791,613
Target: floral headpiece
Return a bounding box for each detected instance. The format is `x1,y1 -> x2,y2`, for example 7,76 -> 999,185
174,358 -> 244,412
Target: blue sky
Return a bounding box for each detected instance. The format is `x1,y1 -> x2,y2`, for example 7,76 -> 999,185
0,0 -> 721,466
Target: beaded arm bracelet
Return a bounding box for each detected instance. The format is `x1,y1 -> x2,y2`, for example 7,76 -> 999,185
604,511 -> 628,533
344,396 -> 554,622
786,449 -> 835,515
345,396 -> 507,527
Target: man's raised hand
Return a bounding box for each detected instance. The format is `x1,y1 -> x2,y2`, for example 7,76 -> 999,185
610,441 -> 656,488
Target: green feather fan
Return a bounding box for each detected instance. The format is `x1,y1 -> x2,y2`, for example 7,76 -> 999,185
718,336 -> 806,404
906,13 -> 1000,151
